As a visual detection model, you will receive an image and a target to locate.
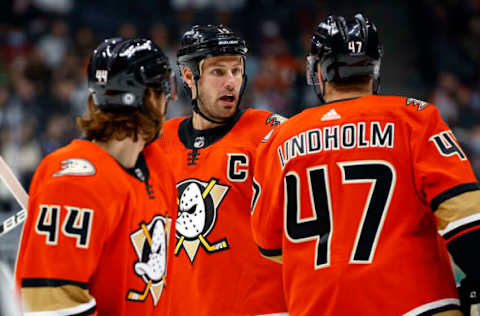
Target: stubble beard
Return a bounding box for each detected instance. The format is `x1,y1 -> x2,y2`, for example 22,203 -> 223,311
197,96 -> 236,122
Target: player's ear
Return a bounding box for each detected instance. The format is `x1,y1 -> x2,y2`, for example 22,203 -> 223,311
182,66 -> 196,98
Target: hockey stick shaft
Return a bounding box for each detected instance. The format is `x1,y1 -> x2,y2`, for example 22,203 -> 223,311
0,209 -> 26,236
174,236 -> 185,255
198,235 -> 228,252
0,156 -> 28,209
127,223 -> 156,300
202,178 -> 217,199
127,280 -> 152,300
0,156 -> 29,236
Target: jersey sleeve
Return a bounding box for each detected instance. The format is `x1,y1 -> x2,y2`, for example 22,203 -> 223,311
16,177 -> 122,315
251,128 -> 285,261
411,106 -> 479,208
411,105 -> 480,280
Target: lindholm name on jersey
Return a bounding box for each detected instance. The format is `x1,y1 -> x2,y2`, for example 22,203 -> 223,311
277,121 -> 394,169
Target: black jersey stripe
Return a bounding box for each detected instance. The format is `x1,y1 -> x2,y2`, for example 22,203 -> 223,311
21,278 -> 88,289
416,304 -> 460,316
258,246 -> 282,257
71,305 -> 97,316
431,183 -> 480,211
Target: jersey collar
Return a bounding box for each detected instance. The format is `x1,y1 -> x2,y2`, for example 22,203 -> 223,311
178,110 -> 244,149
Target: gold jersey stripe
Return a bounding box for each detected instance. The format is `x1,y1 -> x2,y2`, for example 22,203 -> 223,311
435,190 -> 480,231
22,284 -> 94,312
433,311 -> 462,316
260,254 -> 283,264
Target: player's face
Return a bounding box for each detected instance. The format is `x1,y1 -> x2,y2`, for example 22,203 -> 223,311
196,55 -> 243,121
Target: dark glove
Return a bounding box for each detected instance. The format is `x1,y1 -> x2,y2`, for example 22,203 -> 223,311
458,278 -> 480,316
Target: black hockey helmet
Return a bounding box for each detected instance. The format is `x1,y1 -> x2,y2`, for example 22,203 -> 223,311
306,13 -> 383,101
177,25 -> 248,123
87,38 -> 176,112
177,24 -> 247,79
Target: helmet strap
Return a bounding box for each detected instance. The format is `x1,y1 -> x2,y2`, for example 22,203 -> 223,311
319,80 -> 327,104
373,77 -> 380,94
192,79 -> 225,124
236,73 -> 247,108
192,99 -> 225,124
312,59 -> 326,104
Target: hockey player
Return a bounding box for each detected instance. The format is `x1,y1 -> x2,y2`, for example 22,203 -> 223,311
15,37 -> 177,316
144,25 -> 287,315
251,13 -> 480,316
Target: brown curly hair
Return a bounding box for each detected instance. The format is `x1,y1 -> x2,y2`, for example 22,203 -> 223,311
77,89 -> 165,143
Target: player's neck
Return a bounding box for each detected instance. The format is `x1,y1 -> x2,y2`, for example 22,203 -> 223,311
93,137 -> 145,168
324,82 -> 372,103
324,90 -> 372,103
192,112 -> 225,130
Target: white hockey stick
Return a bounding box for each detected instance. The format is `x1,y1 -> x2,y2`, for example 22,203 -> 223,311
0,156 -> 28,236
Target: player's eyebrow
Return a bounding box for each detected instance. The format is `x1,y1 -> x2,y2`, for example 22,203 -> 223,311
206,61 -> 242,68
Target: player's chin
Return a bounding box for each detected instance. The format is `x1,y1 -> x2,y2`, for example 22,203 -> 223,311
216,103 -> 237,117
221,109 -> 237,120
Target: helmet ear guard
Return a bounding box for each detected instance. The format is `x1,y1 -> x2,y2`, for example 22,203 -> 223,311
176,61 -> 198,99
138,58 -> 178,102
306,55 -> 320,86
306,55 -> 325,102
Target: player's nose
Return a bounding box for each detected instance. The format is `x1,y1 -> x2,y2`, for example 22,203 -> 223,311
224,72 -> 236,90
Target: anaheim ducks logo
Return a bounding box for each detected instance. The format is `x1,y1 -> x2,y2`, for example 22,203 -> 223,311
266,113 -> 287,126
406,98 -> 430,111
128,215 -> 171,305
174,178 -> 230,263
53,158 -> 96,177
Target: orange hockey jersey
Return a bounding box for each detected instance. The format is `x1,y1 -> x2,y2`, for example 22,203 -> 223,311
251,95 -> 480,316
146,108 -> 287,315
15,139 -> 177,316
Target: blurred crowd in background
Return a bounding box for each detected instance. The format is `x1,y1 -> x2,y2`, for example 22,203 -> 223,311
0,0 -> 479,268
